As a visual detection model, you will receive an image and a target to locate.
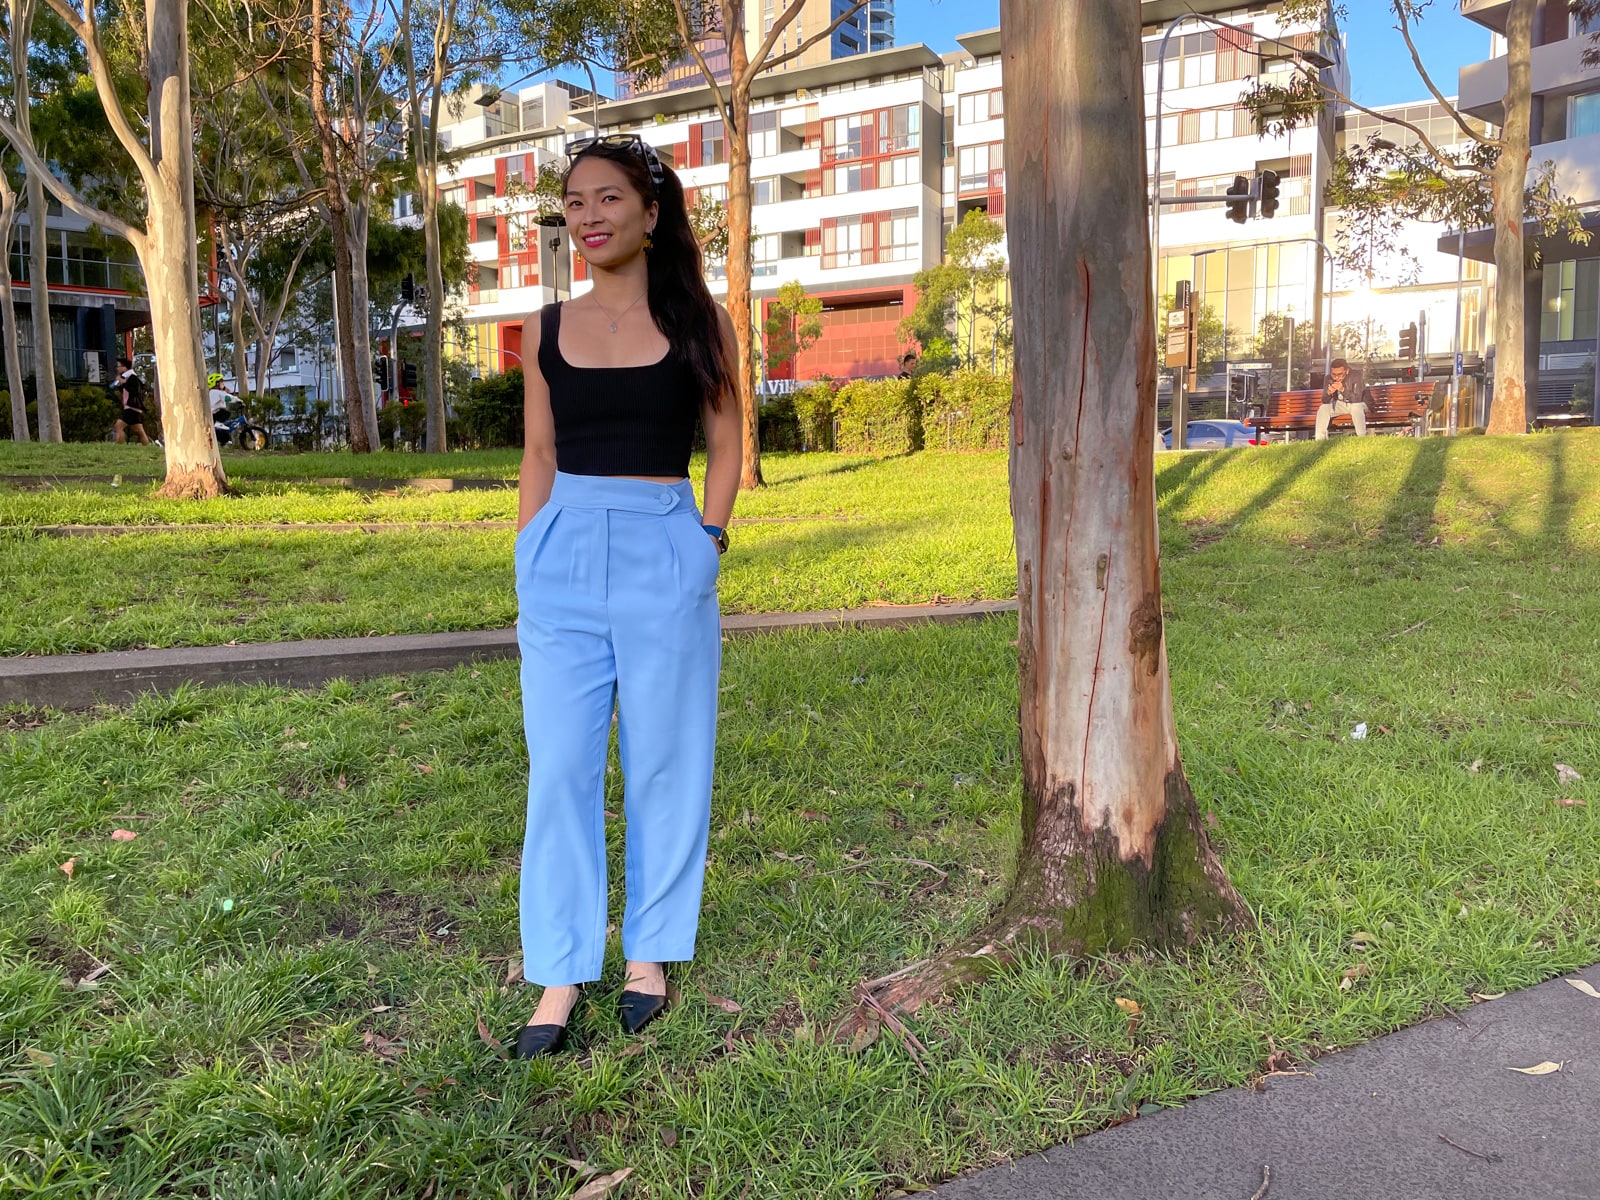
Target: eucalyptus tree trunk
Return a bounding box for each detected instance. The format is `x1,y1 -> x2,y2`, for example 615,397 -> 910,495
720,0 -> 761,488
25,165 -> 60,440
996,0 -> 1241,953
1486,0 -> 1535,436
347,198 -> 380,446
230,285 -> 249,391
145,0 -> 226,497
0,188 -> 27,439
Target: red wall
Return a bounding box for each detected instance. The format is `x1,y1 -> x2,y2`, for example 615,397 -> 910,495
773,285 -> 915,381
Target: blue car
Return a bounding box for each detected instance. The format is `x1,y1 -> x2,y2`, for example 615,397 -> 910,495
1161,420 -> 1264,450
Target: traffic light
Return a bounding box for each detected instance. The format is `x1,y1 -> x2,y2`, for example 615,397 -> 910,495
400,273 -> 415,303
1228,372 -> 1246,407
1225,175 -> 1252,225
401,361 -> 418,389
1398,322 -> 1418,360
374,357 -> 390,390
1259,169 -> 1281,219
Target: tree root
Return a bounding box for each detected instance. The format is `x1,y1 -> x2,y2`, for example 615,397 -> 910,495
834,933 -> 1023,1044
154,465 -> 234,500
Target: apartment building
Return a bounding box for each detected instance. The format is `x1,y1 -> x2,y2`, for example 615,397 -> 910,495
617,1 -> 896,98
1454,0 -> 1599,414
433,3 -> 1351,386
1331,100 -> 1492,366
438,45 -> 945,382
5,203 -> 148,386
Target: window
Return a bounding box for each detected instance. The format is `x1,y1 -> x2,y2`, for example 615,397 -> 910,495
754,233 -> 779,277
882,104 -> 920,152
821,208 -> 916,269
1542,259 -> 1600,343
1574,92 -> 1600,139
520,97 -> 545,131
750,110 -> 779,158
826,163 -> 870,194
877,155 -> 920,187
827,113 -> 869,160
823,217 -> 864,267
698,119 -> 726,165
507,212 -> 532,253
1576,9 -> 1600,35
752,177 -> 779,205
957,89 -> 1003,124
874,209 -> 918,263
957,142 -> 1002,193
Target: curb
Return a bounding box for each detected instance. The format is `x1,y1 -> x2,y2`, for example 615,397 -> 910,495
1,600 -> 1018,709
16,515 -> 858,537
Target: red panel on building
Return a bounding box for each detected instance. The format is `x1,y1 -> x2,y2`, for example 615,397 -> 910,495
771,285 -> 915,381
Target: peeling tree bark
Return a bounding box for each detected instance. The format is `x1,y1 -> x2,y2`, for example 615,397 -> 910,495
0,176 -> 28,440
1486,0 -> 1535,436
995,0 -> 1244,956
26,172 -> 60,441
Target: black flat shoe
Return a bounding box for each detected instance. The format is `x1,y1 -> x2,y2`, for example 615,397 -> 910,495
618,990 -> 668,1035
512,1023 -> 569,1059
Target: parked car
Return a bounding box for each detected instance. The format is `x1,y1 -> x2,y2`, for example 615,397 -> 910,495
1161,419 -> 1264,450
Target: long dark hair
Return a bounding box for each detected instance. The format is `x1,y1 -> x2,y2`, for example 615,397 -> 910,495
563,143 -> 731,412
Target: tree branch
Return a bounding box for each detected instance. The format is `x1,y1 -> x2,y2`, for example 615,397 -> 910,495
748,0 -> 869,83
37,0 -> 157,184
0,111 -> 141,245
671,0 -> 732,130
1391,1 -> 1494,148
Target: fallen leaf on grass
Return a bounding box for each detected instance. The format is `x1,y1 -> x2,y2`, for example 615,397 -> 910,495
847,1021 -> 881,1053
1505,1061 -> 1564,1075
1264,1049 -> 1296,1073
505,961 -> 524,985
1471,992 -> 1505,1002
24,1048 -> 56,1067
476,1015 -> 505,1058
1555,797 -> 1587,808
571,1168 -> 633,1200
617,1037 -> 655,1059
1565,979 -> 1600,1000
59,857 -> 76,878
698,983 -> 742,1013
80,962 -> 113,985
1467,759 -> 1483,774
660,1126 -> 679,1148
1350,931 -> 1379,946
362,1031 -> 404,1061
1114,997 -> 1141,1015
799,810 -> 828,822
413,763 -> 434,776
335,775 -> 348,791
370,1005 -> 394,1013
109,829 -> 138,842
1556,763 -> 1583,785
1339,964 -> 1372,991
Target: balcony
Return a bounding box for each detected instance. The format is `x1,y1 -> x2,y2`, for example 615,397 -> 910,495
1458,36 -> 1590,123
1459,0 -> 1513,32
11,253 -> 139,292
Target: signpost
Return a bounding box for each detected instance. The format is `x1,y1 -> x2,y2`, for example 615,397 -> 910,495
1165,283 -> 1198,449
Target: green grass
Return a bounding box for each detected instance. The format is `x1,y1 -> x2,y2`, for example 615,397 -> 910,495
0,443 -> 528,480
0,454 -> 1015,654
3,433 -> 1600,1196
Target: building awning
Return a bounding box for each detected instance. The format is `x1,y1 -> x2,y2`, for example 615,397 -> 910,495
1437,210 -> 1600,264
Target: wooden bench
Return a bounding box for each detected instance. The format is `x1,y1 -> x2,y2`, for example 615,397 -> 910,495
1247,381 -> 1440,438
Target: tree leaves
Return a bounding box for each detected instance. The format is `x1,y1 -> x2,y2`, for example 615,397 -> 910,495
1555,763 -> 1583,786
1505,1061 -> 1564,1075
570,1168 -> 633,1200
1566,978 -> 1600,1000
698,983 -> 742,1014
109,828 -> 138,841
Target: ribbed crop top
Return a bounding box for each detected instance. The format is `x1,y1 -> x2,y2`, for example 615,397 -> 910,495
537,301 -> 701,478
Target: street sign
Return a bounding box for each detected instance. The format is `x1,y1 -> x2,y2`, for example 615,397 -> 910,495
1165,329 -> 1190,368
1454,351 -> 1463,375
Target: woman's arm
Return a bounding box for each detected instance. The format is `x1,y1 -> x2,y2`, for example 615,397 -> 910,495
700,306 -> 743,533
519,315 -> 558,531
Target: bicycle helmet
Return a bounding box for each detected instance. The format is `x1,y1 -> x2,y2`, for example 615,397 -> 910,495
207,372 -> 225,389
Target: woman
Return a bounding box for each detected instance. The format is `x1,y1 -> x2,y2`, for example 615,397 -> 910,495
510,136 -> 742,1058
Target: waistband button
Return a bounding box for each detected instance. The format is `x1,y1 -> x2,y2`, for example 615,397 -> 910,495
660,491 -> 674,506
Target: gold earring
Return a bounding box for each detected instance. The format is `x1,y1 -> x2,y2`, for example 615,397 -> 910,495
643,231 -> 654,252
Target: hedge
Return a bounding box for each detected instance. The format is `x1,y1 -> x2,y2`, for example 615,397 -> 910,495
916,370 -> 1012,451
831,377 -> 921,455
0,383 -> 123,442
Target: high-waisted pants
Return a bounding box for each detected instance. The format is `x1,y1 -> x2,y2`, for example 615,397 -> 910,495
514,471 -> 721,987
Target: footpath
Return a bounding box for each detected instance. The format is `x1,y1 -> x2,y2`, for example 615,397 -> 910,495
932,966 -> 1600,1200
0,599 -> 1017,708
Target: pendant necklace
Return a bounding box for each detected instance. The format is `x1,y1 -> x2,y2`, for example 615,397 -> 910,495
590,289 -> 648,334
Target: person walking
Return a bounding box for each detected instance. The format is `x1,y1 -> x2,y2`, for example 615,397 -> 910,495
112,356 -> 152,445
1314,358 -> 1368,439
509,136 -> 742,1059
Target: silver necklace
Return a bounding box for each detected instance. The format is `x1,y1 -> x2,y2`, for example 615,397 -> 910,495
589,289 -> 648,334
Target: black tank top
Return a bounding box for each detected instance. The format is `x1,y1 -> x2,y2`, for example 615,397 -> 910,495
537,301 -> 701,478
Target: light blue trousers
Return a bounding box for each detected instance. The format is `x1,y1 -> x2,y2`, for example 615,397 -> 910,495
514,472 -> 721,987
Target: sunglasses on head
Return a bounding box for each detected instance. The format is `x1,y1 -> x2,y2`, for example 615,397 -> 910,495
565,134 -> 665,188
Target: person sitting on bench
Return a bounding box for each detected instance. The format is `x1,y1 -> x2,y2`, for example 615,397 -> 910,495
1314,358 -> 1367,439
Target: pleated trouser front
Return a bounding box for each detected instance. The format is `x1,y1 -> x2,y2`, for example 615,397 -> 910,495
514,471 -> 721,987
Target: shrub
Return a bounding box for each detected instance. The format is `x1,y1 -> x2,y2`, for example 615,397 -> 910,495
1,383 -> 122,442
758,394 -> 801,453
831,377 -> 920,454
456,367 -> 525,449
918,370 -> 1011,450
378,398 -> 428,449
790,381 -> 835,451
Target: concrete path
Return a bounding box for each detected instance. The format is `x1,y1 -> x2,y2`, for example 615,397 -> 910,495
1,599 -> 1017,708
932,965 -> 1600,1200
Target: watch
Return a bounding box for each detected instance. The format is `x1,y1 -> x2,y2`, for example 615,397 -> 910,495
702,524 -> 729,554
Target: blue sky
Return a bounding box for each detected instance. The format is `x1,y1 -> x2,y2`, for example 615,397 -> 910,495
901,0 -> 1487,108
541,1 -> 1490,110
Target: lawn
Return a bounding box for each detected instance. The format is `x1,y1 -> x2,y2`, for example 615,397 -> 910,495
0,443 -> 527,481
0,454 -> 1015,655
3,432 -> 1599,1196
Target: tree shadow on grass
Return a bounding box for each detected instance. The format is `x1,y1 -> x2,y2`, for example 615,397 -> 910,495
763,453 -> 918,488
1540,433 -> 1579,554
1216,439 -> 1337,534
1378,437 -> 1452,547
